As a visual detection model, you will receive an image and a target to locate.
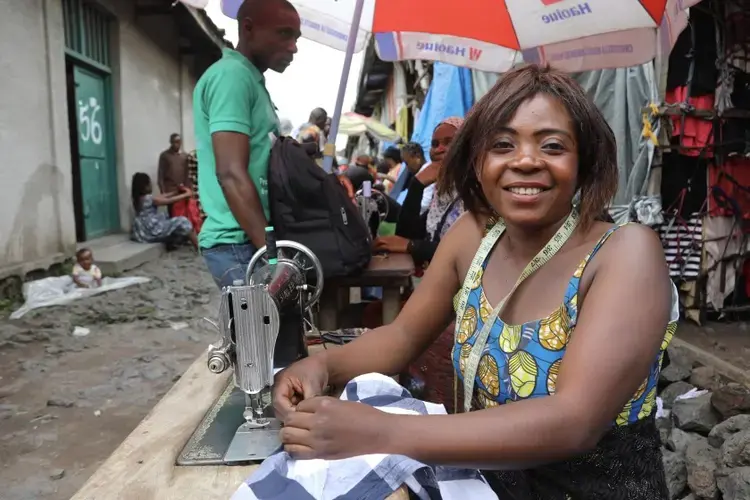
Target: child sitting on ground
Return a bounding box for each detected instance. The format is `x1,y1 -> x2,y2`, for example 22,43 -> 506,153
72,248 -> 102,289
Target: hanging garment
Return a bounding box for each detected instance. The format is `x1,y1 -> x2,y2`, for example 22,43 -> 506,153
666,2 -> 718,96
704,216 -> 750,310
660,153 -> 708,219
658,213 -> 703,280
232,373 -> 498,500
664,88 -> 714,157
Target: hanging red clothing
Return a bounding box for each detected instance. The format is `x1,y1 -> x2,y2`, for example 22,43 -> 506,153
170,198 -> 203,234
664,87 -> 715,157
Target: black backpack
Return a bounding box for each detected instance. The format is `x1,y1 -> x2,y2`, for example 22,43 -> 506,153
267,137 -> 371,278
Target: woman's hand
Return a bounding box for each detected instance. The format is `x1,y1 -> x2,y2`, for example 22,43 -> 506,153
280,396 -> 394,460
273,356 -> 329,423
415,161 -> 440,186
374,235 -> 410,254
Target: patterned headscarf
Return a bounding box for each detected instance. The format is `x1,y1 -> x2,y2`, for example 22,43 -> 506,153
425,117 -> 465,241
437,116 -> 465,132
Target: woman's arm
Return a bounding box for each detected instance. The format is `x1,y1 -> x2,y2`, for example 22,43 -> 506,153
395,180 -> 428,240
385,224 -> 672,468
322,216 -> 476,387
152,191 -> 191,206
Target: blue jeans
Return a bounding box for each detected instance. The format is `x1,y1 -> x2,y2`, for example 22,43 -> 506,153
201,243 -> 258,289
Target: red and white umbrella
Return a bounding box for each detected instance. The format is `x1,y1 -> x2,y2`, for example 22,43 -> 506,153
217,0 -> 700,171
220,0 -> 698,73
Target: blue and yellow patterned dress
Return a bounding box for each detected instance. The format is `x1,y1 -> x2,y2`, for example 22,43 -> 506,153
452,225 -> 678,499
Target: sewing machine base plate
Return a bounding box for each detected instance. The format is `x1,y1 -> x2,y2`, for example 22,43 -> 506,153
225,420 -> 282,462
177,380 -> 280,466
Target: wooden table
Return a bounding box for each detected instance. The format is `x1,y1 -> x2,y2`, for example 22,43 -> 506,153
72,350 -> 409,500
318,253 -> 415,330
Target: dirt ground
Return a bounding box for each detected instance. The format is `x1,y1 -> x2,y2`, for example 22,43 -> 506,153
676,319 -> 750,372
1,247 -> 749,500
0,249 -> 220,500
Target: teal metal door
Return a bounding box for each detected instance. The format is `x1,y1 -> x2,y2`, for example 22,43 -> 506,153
73,66 -> 118,239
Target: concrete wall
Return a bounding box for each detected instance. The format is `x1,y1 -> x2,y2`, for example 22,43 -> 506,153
0,0 -> 77,269
0,0 -> 201,271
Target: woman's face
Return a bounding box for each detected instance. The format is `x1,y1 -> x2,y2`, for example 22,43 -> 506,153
479,94 -> 578,228
402,151 -> 422,173
429,123 -> 458,164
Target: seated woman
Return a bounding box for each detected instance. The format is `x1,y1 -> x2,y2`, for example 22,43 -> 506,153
274,65 -> 677,499
130,172 -> 198,250
374,119 -> 465,268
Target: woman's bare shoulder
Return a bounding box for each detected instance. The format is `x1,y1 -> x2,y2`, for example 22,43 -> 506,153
442,211 -> 485,242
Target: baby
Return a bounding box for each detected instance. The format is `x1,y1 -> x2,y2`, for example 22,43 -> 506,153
72,248 -> 102,289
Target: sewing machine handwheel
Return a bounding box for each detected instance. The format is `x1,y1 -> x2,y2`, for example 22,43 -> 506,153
246,240 -> 324,307
355,188 -> 389,220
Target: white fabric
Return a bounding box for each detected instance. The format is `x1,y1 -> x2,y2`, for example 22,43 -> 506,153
10,275 -> 150,320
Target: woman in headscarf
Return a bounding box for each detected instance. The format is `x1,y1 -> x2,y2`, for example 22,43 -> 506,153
373,117 -> 464,267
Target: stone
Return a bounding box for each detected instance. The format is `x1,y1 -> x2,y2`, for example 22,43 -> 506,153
662,381 -> 696,409
716,467 -> 750,500
9,331 -> 35,343
45,345 -> 63,355
49,468 -> 65,480
663,449 -> 687,499
661,346 -> 694,384
709,414 -> 750,448
657,417 -> 673,446
33,331 -> 51,342
712,383 -> 750,420
685,439 -> 720,499
720,429 -> 750,468
673,392 -> 720,435
668,428 -> 707,454
46,398 -> 74,408
690,366 -> 720,391
0,403 -> 19,420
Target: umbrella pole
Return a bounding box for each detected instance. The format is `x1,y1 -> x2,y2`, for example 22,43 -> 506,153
321,0 -> 365,173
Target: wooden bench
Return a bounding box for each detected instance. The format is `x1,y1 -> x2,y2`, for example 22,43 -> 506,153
72,349 -> 409,500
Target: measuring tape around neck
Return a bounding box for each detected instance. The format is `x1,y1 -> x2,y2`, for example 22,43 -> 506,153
453,210 -> 580,413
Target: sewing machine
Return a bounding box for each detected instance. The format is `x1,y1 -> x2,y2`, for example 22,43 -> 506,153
199,228 -> 324,463
356,180 -> 390,239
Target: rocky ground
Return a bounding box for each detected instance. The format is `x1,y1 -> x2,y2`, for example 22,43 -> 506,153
659,345 -> 750,499
0,249 -> 220,500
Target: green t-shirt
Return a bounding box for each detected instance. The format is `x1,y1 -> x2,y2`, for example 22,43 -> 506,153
193,48 -> 279,249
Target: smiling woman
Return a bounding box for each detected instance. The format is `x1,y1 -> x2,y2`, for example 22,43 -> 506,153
273,65 -> 678,499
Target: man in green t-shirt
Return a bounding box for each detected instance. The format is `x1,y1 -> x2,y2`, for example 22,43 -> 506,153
193,0 -> 300,288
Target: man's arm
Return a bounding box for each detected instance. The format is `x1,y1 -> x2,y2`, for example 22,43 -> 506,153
212,132 -> 267,248
204,68 -> 267,248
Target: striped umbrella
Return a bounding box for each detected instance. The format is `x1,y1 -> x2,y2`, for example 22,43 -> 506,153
219,0 -> 699,171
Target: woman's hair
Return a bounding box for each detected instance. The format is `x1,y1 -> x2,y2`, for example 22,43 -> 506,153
401,141 -> 425,160
438,64 -> 617,228
375,159 -> 391,174
383,146 -> 402,164
131,172 -> 151,213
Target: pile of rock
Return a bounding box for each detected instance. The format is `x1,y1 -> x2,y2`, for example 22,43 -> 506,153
659,346 -> 750,499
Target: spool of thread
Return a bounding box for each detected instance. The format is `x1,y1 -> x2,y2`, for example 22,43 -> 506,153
362,180 -> 372,198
